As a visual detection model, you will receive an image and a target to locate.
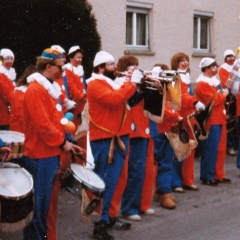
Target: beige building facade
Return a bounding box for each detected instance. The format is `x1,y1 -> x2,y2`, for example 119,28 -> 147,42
88,0 -> 240,82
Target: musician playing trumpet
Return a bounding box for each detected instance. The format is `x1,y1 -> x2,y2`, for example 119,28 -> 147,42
195,57 -> 230,186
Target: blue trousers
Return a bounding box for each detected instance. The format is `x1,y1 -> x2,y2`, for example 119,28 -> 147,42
90,135 -> 129,222
154,134 -> 173,194
200,125 -> 221,181
121,138 -> 148,216
23,156 -> 59,240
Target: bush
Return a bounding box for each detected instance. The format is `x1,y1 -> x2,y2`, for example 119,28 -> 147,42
0,0 -> 101,78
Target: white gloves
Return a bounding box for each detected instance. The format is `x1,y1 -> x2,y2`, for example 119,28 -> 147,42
195,101 -> 205,111
63,98 -> 77,110
151,66 -> 162,78
131,69 -> 144,83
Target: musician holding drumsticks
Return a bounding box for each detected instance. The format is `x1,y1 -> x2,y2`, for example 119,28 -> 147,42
195,57 -> 230,186
22,48 -> 83,240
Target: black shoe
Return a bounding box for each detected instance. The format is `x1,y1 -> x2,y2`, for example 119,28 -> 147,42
201,180 -> 218,186
106,217 -> 131,230
215,178 -> 232,184
93,221 -> 115,240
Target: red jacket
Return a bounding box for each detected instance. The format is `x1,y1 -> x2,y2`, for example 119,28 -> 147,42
9,86 -> 26,133
23,74 -> 65,159
87,76 -> 136,141
195,80 -> 226,128
0,73 -> 15,125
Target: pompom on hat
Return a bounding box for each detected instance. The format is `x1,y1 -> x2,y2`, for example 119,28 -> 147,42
51,45 -> 65,54
0,48 -> 14,59
41,48 -> 64,60
223,49 -> 235,59
199,57 -> 215,68
93,51 -> 115,67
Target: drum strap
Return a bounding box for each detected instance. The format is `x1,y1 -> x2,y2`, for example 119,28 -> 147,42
88,104 -> 127,164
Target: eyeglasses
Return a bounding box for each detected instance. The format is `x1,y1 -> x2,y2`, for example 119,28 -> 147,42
108,61 -> 116,66
180,60 -> 189,63
4,57 -> 14,62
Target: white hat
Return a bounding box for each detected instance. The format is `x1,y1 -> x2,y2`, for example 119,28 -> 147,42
93,51 -> 115,67
51,45 -> 65,53
199,57 -> 215,68
224,49 -> 235,59
0,48 -> 14,59
68,45 -> 81,55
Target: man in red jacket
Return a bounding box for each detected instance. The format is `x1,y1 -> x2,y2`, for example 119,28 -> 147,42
86,51 -> 137,240
22,48 -> 82,240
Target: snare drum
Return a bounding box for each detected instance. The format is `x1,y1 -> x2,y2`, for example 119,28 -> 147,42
0,131 -> 25,158
62,163 -> 105,197
0,162 -> 34,232
62,163 -> 105,217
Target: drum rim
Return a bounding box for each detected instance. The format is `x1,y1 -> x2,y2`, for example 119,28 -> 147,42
0,163 -> 33,200
69,163 -> 105,192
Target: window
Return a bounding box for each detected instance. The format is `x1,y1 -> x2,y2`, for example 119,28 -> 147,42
126,1 -> 152,51
193,10 -> 214,53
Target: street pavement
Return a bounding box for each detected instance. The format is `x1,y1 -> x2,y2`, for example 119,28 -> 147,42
1,154 -> 240,240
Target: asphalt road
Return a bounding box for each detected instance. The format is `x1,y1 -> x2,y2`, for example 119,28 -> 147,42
1,154 -> 240,240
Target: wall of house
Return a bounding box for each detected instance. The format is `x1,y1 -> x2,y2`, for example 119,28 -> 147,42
89,0 -> 240,84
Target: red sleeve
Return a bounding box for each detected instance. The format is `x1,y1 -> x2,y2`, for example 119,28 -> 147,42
65,70 -> 85,101
195,82 -> 226,107
88,80 -> 136,107
181,82 -> 197,109
218,67 -> 230,87
0,74 -> 14,104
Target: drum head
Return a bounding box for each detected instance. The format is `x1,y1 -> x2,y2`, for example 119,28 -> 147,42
70,163 -> 105,192
0,130 -> 25,143
0,163 -> 33,199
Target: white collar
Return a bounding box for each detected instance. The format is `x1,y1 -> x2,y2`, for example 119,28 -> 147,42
27,72 -> 62,99
0,65 -> 16,81
14,85 -> 27,93
196,74 -> 220,87
63,63 -> 84,77
86,73 -> 121,90
220,63 -> 233,72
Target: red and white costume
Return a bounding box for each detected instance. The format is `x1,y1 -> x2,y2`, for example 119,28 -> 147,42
9,85 -> 27,133
0,65 -> 16,127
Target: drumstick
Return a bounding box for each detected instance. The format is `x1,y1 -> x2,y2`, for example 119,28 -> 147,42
0,152 -> 8,168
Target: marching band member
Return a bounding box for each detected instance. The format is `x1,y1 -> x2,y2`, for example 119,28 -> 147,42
219,49 -> 237,156
63,45 -> 88,161
170,52 -> 205,192
0,48 -> 16,130
86,51 -> 136,240
9,65 -> 36,133
152,64 -> 182,209
112,56 -> 156,221
22,48 -> 83,240
195,57 -> 230,186
63,45 -> 87,130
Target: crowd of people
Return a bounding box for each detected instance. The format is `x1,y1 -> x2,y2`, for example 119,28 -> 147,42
0,45 -> 240,240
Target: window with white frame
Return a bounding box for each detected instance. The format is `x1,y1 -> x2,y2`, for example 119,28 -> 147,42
193,10 -> 214,52
126,1 -> 152,50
